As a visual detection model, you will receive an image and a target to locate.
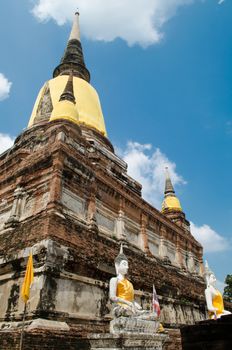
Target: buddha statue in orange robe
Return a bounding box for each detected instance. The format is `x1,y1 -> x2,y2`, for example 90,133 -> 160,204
109,245 -> 155,318
204,261 -> 231,319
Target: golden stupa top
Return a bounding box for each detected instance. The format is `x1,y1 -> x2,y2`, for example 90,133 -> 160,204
27,12 -> 107,136
161,168 -> 182,212
162,196 -> 182,212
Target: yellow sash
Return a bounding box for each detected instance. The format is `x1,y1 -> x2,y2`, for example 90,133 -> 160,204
116,278 -> 134,303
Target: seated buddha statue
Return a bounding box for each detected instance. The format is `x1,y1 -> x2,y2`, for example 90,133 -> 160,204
109,245 -> 156,319
204,261 -> 231,319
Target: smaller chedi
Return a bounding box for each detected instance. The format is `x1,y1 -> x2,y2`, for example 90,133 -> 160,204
109,245 -> 160,334
204,261 -> 231,319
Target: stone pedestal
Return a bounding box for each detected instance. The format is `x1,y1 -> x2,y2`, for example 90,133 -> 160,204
88,333 -> 168,350
110,317 -> 160,334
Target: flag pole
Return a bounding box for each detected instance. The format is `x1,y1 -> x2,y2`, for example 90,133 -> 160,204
19,302 -> 27,350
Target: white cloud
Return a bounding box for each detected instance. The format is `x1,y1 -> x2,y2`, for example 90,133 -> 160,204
190,222 -> 230,253
0,73 -> 12,101
32,0 -> 198,47
118,141 -> 185,207
0,134 -> 15,154
218,0 -> 225,4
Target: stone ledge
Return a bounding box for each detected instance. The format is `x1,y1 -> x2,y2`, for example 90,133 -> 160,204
0,318 -> 70,332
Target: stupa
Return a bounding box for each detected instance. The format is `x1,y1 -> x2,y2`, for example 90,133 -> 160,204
0,13 -> 206,350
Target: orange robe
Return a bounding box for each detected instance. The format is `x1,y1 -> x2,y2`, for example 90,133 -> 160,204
209,291 -> 224,319
116,278 -> 134,306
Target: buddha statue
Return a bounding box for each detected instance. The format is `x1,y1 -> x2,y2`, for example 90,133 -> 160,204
204,261 -> 231,319
109,245 -> 156,319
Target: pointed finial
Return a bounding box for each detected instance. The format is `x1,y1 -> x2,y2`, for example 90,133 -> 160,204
53,11 -> 90,81
164,167 -> 175,196
204,260 -> 213,275
115,244 -> 128,265
59,72 -> 76,104
69,11 -> 81,41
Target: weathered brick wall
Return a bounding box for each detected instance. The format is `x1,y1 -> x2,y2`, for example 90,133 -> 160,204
45,212 -> 205,304
0,330 -> 90,350
0,121 -> 207,349
0,327 -> 183,350
0,319 -> 108,350
0,209 -> 206,304
0,210 -> 206,325
0,214 -> 49,257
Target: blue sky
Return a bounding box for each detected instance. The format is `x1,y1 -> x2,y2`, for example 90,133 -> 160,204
0,0 -> 231,291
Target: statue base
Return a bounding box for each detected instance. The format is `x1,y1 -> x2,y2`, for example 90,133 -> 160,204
88,333 -> 168,350
110,316 -> 160,334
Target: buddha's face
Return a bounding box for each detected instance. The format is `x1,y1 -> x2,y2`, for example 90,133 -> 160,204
117,260 -> 129,276
208,273 -> 216,286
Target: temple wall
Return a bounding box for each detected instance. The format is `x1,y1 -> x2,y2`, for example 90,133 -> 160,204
96,202 -> 117,238
55,278 -> 106,319
0,187 -> 50,231
0,209 -> 11,230
0,275 -> 42,320
59,183 -> 202,275
148,230 -> 160,256
0,235 -> 206,326
61,188 -> 86,220
0,183 -> 203,277
0,123 -> 206,336
21,192 -> 50,220
125,219 -> 140,247
0,267 -> 205,327
0,123 -> 203,275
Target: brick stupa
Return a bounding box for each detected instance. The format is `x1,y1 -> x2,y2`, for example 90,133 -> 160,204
0,12 -> 206,350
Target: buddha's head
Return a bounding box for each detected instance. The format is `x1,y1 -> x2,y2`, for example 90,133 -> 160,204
204,260 -> 217,287
115,245 -> 128,275
208,273 -> 217,286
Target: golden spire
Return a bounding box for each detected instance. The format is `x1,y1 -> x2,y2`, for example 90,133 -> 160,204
161,167 -> 182,212
50,72 -> 79,125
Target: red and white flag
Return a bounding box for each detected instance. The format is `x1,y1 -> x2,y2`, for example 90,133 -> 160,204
152,284 -> 161,317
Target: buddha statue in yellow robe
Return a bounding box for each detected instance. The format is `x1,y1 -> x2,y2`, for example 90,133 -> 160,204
204,261 -> 231,319
109,245 -> 156,319
109,245 -> 164,336
109,246 -> 142,317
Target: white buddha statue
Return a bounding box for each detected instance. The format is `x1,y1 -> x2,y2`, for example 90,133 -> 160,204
204,261 -> 231,319
109,245 -> 156,319
109,246 -> 142,317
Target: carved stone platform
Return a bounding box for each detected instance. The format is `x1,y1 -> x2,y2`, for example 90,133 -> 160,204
88,333 -> 168,350
110,316 -> 160,334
